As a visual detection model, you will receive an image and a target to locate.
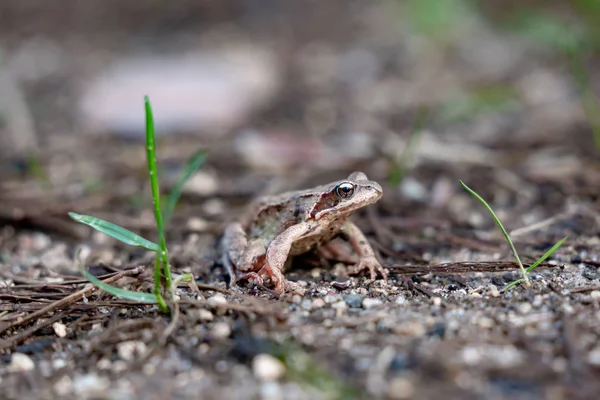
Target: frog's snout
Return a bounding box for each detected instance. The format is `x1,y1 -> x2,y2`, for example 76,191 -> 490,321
370,182 -> 383,198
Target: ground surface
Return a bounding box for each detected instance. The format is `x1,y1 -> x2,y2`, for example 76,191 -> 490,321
1,1 -> 600,399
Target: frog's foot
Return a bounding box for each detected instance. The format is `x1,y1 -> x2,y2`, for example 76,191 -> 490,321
347,255 -> 388,280
255,263 -> 287,294
239,271 -> 264,286
238,266 -> 287,294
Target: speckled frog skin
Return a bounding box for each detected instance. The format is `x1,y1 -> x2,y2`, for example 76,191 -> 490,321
220,172 -> 388,294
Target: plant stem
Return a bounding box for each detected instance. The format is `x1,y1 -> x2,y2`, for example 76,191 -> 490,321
145,96 -> 173,296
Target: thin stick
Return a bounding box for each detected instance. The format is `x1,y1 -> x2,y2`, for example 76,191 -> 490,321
0,267 -> 143,335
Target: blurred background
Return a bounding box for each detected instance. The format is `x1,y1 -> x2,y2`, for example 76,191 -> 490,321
2,2 -> 600,398
0,0 -> 599,224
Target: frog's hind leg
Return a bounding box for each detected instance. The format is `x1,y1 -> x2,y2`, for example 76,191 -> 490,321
221,222 -> 249,287
221,222 -> 267,288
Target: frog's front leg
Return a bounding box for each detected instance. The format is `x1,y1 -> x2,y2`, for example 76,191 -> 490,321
221,222 -> 266,287
342,220 -> 388,280
260,222 -> 314,294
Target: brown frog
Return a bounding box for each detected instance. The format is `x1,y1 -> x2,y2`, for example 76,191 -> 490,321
220,172 -> 387,294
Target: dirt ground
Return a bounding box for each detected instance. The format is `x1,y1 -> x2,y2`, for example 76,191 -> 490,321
1,2 -> 600,399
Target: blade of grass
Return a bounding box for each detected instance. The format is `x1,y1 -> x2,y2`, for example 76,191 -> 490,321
459,180 -> 529,285
68,212 -> 161,252
526,236 -> 567,272
502,278 -> 523,292
502,237 -> 566,291
388,106 -> 428,186
144,96 -> 172,298
76,260 -> 159,304
163,150 -> 207,226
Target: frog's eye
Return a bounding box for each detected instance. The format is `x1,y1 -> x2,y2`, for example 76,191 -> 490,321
335,182 -> 356,199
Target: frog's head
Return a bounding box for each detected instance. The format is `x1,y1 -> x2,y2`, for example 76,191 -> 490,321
311,172 -> 382,221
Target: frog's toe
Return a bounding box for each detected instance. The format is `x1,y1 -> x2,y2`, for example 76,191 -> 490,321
348,256 -> 388,280
240,271 -> 264,287
255,264 -> 287,294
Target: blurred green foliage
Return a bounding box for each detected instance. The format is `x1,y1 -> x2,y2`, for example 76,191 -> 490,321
396,0 -> 600,149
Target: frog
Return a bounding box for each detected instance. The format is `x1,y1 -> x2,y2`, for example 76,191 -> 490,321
220,172 -> 387,294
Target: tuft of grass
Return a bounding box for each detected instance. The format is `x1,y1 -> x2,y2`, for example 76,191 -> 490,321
460,180 -> 566,290
501,6 -> 600,152
387,106 -> 428,186
69,96 -> 206,313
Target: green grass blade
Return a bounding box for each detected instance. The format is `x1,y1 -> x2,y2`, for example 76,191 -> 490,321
502,278 -> 523,292
163,150 -> 207,226
526,236 -> 567,272
459,180 -> 529,285
68,212 -> 161,252
77,261 -> 158,303
144,96 -> 172,294
388,106 -> 428,186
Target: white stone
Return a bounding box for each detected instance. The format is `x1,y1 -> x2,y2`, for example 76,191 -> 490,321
387,377 -> 414,400
332,300 -> 348,316
207,294 -> 228,314
52,358 -> 68,370
117,341 -> 147,361
211,322 -> 231,339
311,298 -> 325,309
587,347 -> 600,366
53,375 -> 72,396
8,353 -> 35,372
72,374 -> 109,395
197,309 -> 214,322
253,354 -> 285,381
362,298 -> 383,309
52,322 -> 67,338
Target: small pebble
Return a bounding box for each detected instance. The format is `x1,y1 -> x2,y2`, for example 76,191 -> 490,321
53,375 -> 72,396
343,294 -> 364,308
117,341 -> 147,361
8,353 -> 35,372
431,297 -> 442,307
356,287 -> 368,295
252,354 -> 286,381
477,317 -> 494,329
52,322 -> 67,338
311,298 -> 325,309
72,374 -> 109,394
96,358 -> 112,370
395,295 -> 407,305
323,294 -> 339,304
52,358 -> 68,370
332,300 -> 348,316
518,303 -> 532,314
197,309 -> 214,322
488,285 -> 500,298
211,322 -> 231,339
300,299 -> 312,310
291,294 -> 303,304
587,347 -> 600,366
532,294 -> 544,307
590,291 -> 600,300
387,377 -> 414,400
362,298 -> 383,309
207,294 -> 228,314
